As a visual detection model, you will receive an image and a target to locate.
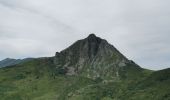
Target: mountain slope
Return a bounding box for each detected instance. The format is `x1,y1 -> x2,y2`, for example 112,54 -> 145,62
0,34 -> 169,100
119,68 -> 170,100
0,57 -> 96,100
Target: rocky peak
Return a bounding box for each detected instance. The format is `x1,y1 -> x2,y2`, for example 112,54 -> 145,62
54,34 -> 140,79
86,34 -> 102,58
87,33 -> 100,42
87,33 -> 97,38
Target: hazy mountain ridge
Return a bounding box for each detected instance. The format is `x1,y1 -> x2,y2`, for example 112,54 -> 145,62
0,58 -> 33,68
0,34 -> 169,100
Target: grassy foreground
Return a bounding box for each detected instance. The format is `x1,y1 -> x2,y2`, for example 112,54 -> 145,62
0,58 -> 169,100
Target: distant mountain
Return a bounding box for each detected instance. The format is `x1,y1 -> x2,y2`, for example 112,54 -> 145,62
0,34 -> 169,100
0,58 -> 33,68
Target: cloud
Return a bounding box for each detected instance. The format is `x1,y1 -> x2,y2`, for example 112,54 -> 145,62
0,0 -> 170,70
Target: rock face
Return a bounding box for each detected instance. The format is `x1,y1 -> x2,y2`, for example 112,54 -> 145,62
54,34 -> 140,79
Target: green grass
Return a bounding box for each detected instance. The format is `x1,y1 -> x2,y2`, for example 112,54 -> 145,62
0,58 -> 169,100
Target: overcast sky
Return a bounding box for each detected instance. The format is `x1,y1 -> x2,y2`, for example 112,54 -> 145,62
0,0 -> 170,70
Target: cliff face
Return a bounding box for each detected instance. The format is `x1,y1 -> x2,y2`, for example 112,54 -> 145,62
54,34 -> 141,79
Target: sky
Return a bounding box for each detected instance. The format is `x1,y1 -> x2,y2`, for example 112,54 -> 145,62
0,0 -> 170,70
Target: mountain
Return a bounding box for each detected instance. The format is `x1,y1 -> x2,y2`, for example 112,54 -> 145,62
54,34 -> 144,80
0,34 -> 169,100
0,58 -> 33,68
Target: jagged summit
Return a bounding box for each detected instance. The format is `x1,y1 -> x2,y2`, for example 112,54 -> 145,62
87,33 -> 99,40
87,33 -> 96,38
54,34 -> 141,79
86,33 -> 102,42
86,34 -> 103,54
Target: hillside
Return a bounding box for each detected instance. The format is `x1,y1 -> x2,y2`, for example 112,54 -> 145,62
0,34 -> 169,100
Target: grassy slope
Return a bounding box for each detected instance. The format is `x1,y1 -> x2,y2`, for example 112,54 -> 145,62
124,68 -> 170,100
0,58 -> 169,100
0,58 -> 96,100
